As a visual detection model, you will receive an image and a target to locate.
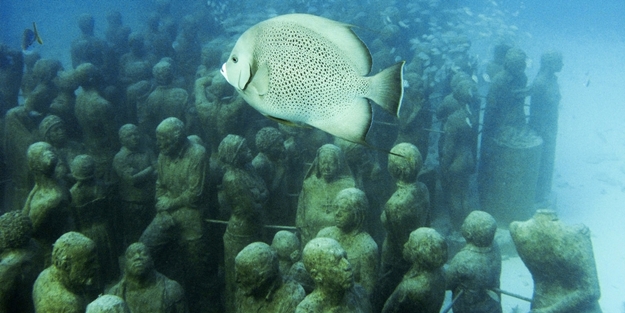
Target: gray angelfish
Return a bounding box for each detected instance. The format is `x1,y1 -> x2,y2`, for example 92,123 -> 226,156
221,13 -> 404,145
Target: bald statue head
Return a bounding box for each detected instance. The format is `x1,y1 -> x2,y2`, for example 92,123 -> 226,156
302,237 -> 354,291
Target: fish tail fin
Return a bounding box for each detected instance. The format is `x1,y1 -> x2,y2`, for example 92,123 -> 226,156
367,61 -> 405,117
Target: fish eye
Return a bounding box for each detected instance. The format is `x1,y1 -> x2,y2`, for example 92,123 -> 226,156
231,56 -> 238,63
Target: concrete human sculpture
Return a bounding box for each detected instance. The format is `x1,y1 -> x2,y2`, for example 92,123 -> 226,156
296,237 -> 371,313
113,124 -> 157,246
317,188 -> 379,295
382,227 -> 447,313
446,211 -> 502,313
296,144 -> 356,245
0,211 -> 44,313
22,142 -> 71,262
510,210 -> 602,313
373,142 -> 429,311
32,232 -> 98,313
234,242 -> 305,313
139,117 -> 213,313
108,242 -> 187,313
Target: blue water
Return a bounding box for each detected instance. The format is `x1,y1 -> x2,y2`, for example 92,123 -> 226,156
2,0 -> 624,312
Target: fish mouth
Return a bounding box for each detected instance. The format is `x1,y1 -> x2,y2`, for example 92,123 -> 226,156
220,63 -> 229,83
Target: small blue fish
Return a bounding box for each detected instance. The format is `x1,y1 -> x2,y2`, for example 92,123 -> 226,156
22,22 -> 43,53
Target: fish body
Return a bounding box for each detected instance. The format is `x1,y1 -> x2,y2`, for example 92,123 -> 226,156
221,14 -> 404,144
21,22 -> 43,52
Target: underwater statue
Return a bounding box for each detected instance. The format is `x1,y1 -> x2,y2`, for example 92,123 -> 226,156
382,227 -> 447,313
139,117 -> 213,313
219,134 -> 267,313
529,50 -> 564,203
446,211 -> 502,313
108,242 -> 188,313
373,142 -> 430,312
22,142 -> 71,263
33,232 -> 98,313
234,242 -> 305,313
510,210 -> 602,313
316,188 -> 379,295
0,211 -> 44,313
296,144 -> 356,245
113,124 -> 157,247
296,237 -> 372,313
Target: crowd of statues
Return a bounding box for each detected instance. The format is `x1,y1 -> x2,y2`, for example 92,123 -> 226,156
0,3 -> 602,313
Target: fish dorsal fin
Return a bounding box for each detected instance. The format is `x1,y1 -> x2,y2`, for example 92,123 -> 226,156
307,97 -> 372,144
272,14 -> 372,76
248,63 -> 269,96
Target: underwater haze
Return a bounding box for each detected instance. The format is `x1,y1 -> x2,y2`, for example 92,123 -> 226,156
2,0 -> 624,312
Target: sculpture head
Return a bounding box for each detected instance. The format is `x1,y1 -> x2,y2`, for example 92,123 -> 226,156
0,211 -> 33,251
27,141 -> 58,176
333,188 -> 368,232
152,59 -> 174,86
70,154 -> 96,181
461,210 -> 497,247
403,227 -> 447,271
124,242 -> 154,279
39,115 -> 67,146
303,237 -> 354,291
156,117 -> 186,157
315,144 -> 345,182
388,143 -> 422,183
235,242 -> 279,297
78,14 -> 95,36
52,232 -> 98,291
540,50 -> 563,74
218,134 -> 252,166
119,124 -> 140,151
255,127 -> 284,159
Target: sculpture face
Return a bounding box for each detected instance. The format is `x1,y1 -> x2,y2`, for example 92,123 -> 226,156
334,198 -> 356,230
319,248 -> 354,290
121,128 -> 140,151
125,244 -> 153,277
156,131 -> 180,156
318,150 -> 339,181
47,124 -> 67,146
67,249 -> 98,289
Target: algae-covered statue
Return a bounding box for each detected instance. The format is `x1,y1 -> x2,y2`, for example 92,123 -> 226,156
510,210 -> 602,313
373,142 -> 429,312
271,230 -> 315,294
113,124 -> 157,247
234,242 -> 305,313
317,187 -> 379,295
74,62 -> 118,181
0,211 -> 44,313
296,144 -> 356,245
32,232 -> 98,313
107,242 -> 188,313
39,114 -> 86,185
252,126 -> 295,225
69,154 -> 117,288
219,134 -> 267,313
446,211 -> 502,313
437,76 -> 478,229
529,51 -> 563,203
139,59 -> 189,143
296,237 -> 372,313
382,227 -> 447,313
139,117 -> 213,313
22,141 -> 71,262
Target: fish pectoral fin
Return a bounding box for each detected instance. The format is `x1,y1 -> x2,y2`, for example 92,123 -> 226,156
248,64 -> 269,96
265,115 -> 309,128
307,98 -> 372,144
